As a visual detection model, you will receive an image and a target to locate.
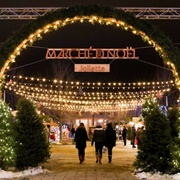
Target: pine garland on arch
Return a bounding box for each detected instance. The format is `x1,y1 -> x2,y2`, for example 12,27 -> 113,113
0,5 -> 179,77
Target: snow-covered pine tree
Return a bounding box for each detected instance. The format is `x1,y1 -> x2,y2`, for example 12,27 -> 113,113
134,99 -> 173,173
0,100 -> 16,170
14,98 -> 50,170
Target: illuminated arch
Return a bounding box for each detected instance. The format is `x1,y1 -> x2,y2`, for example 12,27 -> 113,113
0,5 -> 180,89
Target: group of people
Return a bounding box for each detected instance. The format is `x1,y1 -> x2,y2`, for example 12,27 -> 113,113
74,123 -> 116,164
74,123 -> 145,164
122,125 -> 144,148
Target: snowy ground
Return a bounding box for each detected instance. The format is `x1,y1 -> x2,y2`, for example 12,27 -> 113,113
0,142 -> 180,180
0,166 -> 48,179
136,172 -> 180,180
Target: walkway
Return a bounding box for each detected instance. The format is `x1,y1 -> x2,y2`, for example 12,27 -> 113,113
13,140 -> 139,180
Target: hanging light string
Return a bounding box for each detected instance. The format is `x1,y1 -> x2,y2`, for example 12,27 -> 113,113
1,16 -> 180,92
5,74 -> 174,88
4,75 -> 174,112
4,85 -> 146,112
0,15 -> 177,112
4,82 -> 171,101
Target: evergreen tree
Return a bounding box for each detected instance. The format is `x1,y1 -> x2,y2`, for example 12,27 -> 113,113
168,106 -> 180,173
14,98 -> 50,170
134,99 -> 173,173
0,100 -> 16,170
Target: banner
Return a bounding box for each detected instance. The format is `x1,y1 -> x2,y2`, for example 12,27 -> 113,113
74,64 -> 110,72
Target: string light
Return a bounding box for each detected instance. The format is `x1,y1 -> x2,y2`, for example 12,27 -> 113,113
4,75 -> 174,112
0,15 -> 179,92
0,11 -> 178,111
0,100 -> 16,167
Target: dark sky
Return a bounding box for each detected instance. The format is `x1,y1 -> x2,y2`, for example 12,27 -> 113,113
0,1 -> 179,83
0,0 -> 180,7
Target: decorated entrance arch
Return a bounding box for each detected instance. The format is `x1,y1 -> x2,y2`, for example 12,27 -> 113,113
0,5 -> 180,91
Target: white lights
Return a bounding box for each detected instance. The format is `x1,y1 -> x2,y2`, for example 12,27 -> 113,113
0,14 -> 178,94
4,74 -> 174,112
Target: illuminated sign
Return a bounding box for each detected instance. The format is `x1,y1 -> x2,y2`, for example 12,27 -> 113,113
46,46 -> 138,60
74,64 -> 110,72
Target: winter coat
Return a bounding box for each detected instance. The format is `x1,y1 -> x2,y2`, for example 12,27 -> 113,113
122,128 -> 127,138
130,127 -> 136,139
105,128 -> 116,148
91,127 -> 105,145
74,126 -> 88,149
136,128 -> 144,142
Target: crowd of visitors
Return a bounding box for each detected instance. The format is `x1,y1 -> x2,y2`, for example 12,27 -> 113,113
73,122 -> 144,164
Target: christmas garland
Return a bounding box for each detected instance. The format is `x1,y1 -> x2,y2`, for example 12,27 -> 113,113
0,5 -> 179,81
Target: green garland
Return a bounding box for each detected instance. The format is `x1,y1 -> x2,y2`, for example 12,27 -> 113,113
0,5 -> 180,76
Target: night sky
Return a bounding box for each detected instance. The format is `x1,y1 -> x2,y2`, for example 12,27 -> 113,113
1,0 -> 180,7
0,1 -> 179,83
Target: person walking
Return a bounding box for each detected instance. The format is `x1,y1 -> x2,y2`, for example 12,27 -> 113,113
91,124 -> 105,164
74,123 -> 89,164
130,126 -> 136,148
122,125 -> 127,146
104,123 -> 116,163
136,126 -> 145,148
70,127 -> 76,138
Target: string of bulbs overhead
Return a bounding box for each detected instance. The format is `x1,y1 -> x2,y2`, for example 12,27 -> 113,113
3,75 -> 174,112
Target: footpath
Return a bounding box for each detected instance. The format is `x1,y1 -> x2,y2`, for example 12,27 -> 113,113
12,140 -> 139,180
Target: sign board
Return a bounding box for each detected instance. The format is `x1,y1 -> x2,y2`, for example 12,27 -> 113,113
46,46 -> 138,60
46,46 -> 138,73
74,64 -> 110,72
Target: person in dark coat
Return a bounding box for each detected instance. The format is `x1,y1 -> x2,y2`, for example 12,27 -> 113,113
105,123 -> 116,163
91,124 -> 105,164
122,126 -> 127,146
70,127 -> 75,138
136,126 -> 145,148
74,123 -> 89,164
130,126 -> 136,148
